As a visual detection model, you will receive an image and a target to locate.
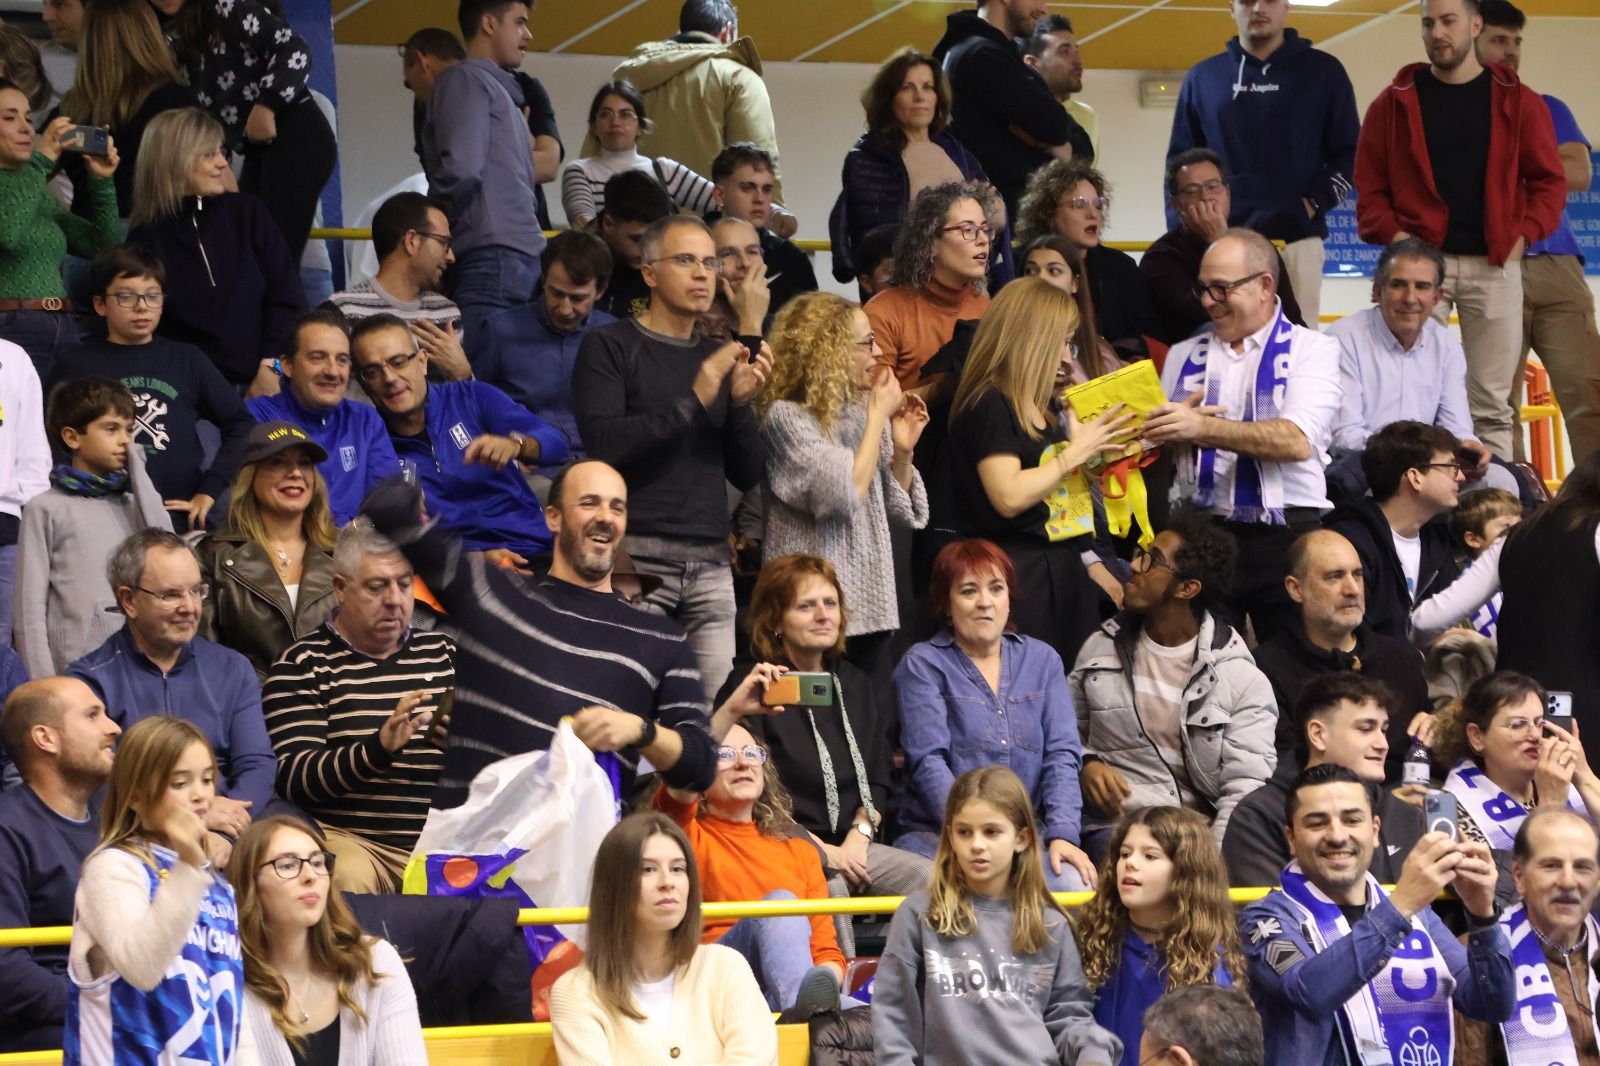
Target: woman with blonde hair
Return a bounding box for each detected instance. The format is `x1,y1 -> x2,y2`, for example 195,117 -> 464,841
231,816 -> 425,1064
196,421 -> 338,679
947,276 -> 1131,664
757,291 -> 929,666
128,106 -> 304,394
551,813 -> 778,1065
1075,806 -> 1245,1066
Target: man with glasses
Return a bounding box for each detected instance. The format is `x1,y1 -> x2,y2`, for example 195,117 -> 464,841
262,519 -> 455,893
709,143 -> 814,317
1324,420 -> 1465,641
68,530 -> 275,869
572,215 -> 769,699
709,216 -> 773,337
1141,150 -> 1306,345
1069,510 -> 1277,853
247,310 -> 401,525
1147,228 -> 1342,646
350,313 -> 566,569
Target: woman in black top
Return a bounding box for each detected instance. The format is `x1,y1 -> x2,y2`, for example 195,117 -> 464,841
947,277 -> 1130,667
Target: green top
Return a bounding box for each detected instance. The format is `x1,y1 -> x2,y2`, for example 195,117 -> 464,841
0,152 -> 121,299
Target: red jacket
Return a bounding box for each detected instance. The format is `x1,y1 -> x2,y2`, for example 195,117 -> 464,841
1354,61 -> 1565,266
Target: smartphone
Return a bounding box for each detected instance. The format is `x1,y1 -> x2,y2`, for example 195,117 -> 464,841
60,125 -> 109,156
1423,790 -> 1459,842
761,672 -> 834,707
1546,691 -> 1574,732
738,334 -> 763,365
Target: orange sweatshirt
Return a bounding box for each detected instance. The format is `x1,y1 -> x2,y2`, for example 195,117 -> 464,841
865,280 -> 990,388
654,790 -> 845,973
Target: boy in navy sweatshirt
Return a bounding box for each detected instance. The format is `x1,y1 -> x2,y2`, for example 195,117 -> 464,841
49,245 -> 254,532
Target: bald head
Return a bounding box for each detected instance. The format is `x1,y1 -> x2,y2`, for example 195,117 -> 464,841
1211,227 -> 1278,278
1288,529 -> 1357,581
0,677 -> 118,783
1514,806 -> 1600,941
1198,228 -> 1279,344
1285,530 -> 1366,640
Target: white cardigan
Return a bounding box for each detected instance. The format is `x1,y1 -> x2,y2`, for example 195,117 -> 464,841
243,938 -> 428,1066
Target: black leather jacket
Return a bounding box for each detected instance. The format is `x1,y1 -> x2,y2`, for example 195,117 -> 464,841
195,530 -> 336,679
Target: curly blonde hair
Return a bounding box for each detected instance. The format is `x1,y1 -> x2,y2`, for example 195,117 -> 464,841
755,291 -> 861,436
1074,807 -> 1247,994
1016,159 -> 1110,246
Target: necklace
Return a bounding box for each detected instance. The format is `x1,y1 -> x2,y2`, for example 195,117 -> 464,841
286,971 -> 317,1024
268,540 -> 301,575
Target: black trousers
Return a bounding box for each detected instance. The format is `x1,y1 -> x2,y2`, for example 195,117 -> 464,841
240,96 -> 338,263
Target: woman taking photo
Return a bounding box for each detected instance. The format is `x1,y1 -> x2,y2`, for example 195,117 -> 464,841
947,277 -> 1131,663
1075,806 -> 1244,1066
756,292 -> 929,666
232,816 -> 426,1064
129,106 -> 305,394
894,538 -> 1097,891
196,421 -> 337,679
65,716 -> 254,1064
551,813 -> 777,1065
832,49 -> 1004,286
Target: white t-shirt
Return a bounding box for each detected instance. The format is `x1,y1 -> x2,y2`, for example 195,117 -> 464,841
284,584 -> 300,612
632,972 -> 676,1025
1391,530 -> 1422,600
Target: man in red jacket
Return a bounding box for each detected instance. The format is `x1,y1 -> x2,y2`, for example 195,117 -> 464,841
1353,0 -> 1564,461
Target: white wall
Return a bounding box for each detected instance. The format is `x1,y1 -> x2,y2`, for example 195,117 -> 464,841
331,12 -> 1600,311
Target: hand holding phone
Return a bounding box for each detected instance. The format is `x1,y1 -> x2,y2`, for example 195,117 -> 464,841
1423,789 -> 1458,842
59,125 -> 110,156
761,672 -> 834,707
1546,691 -> 1574,732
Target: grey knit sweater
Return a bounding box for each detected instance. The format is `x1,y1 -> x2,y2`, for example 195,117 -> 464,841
760,399 -> 928,636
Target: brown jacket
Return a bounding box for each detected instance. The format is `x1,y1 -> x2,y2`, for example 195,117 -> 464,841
1454,928 -> 1600,1065
195,530 -> 336,680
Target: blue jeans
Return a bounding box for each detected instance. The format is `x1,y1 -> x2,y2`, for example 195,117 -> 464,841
718,890 -> 817,1011
0,308 -> 83,383
629,552 -> 738,701
453,246 -> 541,361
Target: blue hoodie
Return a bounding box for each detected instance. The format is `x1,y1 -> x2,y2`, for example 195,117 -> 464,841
1167,29 -> 1360,242
247,388 -> 401,526
1092,931 -> 1234,1066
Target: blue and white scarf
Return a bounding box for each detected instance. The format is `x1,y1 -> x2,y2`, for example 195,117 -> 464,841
1498,902 -> 1600,1066
1444,758 -> 1593,851
1279,862 -> 1455,1066
1170,304 -> 1294,524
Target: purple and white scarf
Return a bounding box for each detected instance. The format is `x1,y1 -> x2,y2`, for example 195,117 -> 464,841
1279,862 -> 1455,1066
1170,305 -> 1294,524
1498,902 -> 1599,1066
1444,758 -> 1593,851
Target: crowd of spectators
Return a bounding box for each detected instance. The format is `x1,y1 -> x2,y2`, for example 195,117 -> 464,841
0,0 -> 1598,1061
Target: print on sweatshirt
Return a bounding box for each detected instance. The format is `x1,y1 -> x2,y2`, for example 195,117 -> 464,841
925,945 -> 1053,1008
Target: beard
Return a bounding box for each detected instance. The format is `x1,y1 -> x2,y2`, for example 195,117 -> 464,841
558,516 -> 618,583
1431,36 -> 1473,71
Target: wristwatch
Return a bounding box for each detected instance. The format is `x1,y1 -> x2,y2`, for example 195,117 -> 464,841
854,821 -> 875,841
634,715 -> 658,749
507,431 -> 527,456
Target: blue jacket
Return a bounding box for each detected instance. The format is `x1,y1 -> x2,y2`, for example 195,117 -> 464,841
1094,933 -> 1233,1066
68,626 -> 275,810
1167,30 -> 1360,241
247,388 -> 401,526
893,628 -> 1083,847
474,301 -> 615,473
389,379 -> 567,556
1240,888 -> 1514,1066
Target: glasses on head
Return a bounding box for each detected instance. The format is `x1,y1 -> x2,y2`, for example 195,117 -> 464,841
1421,461 -> 1463,478
135,583 -> 210,607
357,347 -> 421,384
715,745 -> 769,765
260,851 -> 335,880
109,292 -> 165,309
650,253 -> 723,273
941,221 -> 993,243
1064,195 -> 1110,212
1193,272 -> 1268,304
412,230 -> 452,251
1174,179 -> 1227,201
1131,548 -> 1182,577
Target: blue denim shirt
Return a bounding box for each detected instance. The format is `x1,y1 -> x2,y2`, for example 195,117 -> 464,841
893,629 -> 1084,845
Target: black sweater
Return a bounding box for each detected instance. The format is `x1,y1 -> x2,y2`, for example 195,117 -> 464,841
1324,496 -> 1460,641
49,335 -> 254,501
571,318 -> 765,545
1084,243 -> 1159,347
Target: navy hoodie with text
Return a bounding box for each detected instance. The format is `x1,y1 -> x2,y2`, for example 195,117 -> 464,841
1167,29 -> 1360,242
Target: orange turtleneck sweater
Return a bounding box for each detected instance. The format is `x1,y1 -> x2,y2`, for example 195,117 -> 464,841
865,278 -> 990,388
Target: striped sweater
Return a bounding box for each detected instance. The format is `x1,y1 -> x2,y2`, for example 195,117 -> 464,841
558,149 -> 717,225
262,624 -> 456,850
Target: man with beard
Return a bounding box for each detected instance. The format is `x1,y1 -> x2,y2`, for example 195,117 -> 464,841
360,461 -> 770,811
1456,808 -> 1600,1065
1022,15 -> 1097,162
1354,0 -> 1565,460
261,520 -> 455,893
1241,764 -> 1513,1066
0,678 -> 120,1051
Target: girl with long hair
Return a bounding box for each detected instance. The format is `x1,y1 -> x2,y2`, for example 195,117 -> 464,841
550,813 -> 778,1065
1075,806 -> 1246,1066
231,816 -> 425,1064
196,422 -> 338,678
874,766 -> 1121,1066
65,716 -> 255,1064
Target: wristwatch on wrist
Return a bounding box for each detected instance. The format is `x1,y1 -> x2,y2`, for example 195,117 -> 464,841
854,821 -> 875,841
634,715 -> 658,749
507,431 -> 527,455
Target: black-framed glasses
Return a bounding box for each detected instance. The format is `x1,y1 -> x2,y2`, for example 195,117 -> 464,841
1193,272 -> 1268,303
357,347 -> 422,384
1421,461 -> 1463,477
1131,548 -> 1183,578
941,221 -> 993,243
715,745 -> 769,765
650,253 -> 723,273
135,583 -> 210,606
412,230 -> 452,251
109,292 -> 165,309
1174,179 -> 1227,201
260,852 -> 335,880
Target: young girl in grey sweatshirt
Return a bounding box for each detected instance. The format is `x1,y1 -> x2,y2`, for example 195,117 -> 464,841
873,766 -> 1121,1066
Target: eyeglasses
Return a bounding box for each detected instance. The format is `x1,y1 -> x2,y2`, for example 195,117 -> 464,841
1193,272 -> 1268,304
649,253 -> 723,273
260,851 -> 335,880
594,107 -> 637,122
1131,548 -> 1183,578
357,347 -> 421,384
1174,179 -> 1227,201
1063,195 -> 1110,212
715,745 -> 769,765
412,230 -> 452,251
108,292 -> 165,309
941,221 -> 993,243
134,583 -> 210,606
854,333 -> 877,352
1420,462 -> 1463,477
1496,716 -> 1544,736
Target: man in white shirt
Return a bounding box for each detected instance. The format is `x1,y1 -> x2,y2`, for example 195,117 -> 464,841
1147,227 -> 1342,645
0,340 -> 49,648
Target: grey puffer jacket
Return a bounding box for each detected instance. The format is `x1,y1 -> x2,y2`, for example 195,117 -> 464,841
1068,611 -> 1278,842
